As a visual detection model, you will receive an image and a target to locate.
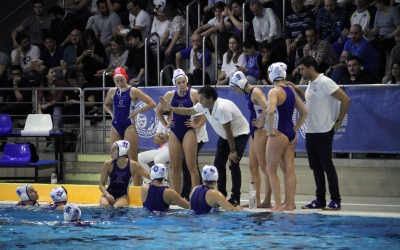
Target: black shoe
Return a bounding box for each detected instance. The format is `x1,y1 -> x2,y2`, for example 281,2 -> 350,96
228,198 -> 240,207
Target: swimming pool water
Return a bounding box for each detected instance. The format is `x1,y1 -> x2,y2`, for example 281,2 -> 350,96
0,205 -> 399,249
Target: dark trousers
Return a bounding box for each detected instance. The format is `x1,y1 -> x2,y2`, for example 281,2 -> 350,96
160,43 -> 186,65
181,141 -> 205,199
370,37 -> 396,80
214,133 -> 249,201
0,103 -> 31,116
306,129 -> 341,205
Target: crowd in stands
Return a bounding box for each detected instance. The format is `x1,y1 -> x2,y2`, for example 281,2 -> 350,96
0,0 -> 399,140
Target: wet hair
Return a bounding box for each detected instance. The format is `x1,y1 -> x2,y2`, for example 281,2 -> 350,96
227,35 -> 243,64
213,1 -> 226,11
110,35 -> 126,53
198,85 -> 218,101
64,69 -> 86,88
127,29 -> 143,42
82,28 -> 98,48
48,5 -> 65,16
297,55 -> 319,72
16,33 -> 29,45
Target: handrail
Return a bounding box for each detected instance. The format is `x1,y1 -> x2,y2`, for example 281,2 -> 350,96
242,2 -> 246,42
202,32 -> 218,85
186,0 -> 201,48
159,64 -> 176,86
144,32 -> 160,86
282,0 -> 286,33
0,0 -> 31,25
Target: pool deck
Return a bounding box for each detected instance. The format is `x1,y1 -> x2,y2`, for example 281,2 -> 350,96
3,194 -> 400,218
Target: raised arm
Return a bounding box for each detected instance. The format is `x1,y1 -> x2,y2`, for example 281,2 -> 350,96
159,96 -> 198,116
128,88 -> 156,119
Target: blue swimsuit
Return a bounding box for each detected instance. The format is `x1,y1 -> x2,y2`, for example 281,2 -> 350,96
170,88 -> 193,142
143,185 -> 170,212
190,185 -> 216,214
107,159 -> 132,200
112,87 -> 135,137
245,87 -> 264,139
276,86 -> 296,142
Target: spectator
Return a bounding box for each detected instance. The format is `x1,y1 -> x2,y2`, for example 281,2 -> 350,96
125,0 -> 152,40
48,5 -> 81,47
86,0 -> 121,47
0,51 -> 11,87
249,0 -> 284,48
93,35 -> 129,89
149,6 -> 171,50
63,0 -> 92,28
35,34 -> 65,80
0,65 -> 32,116
124,29 -> 157,86
218,0 -> 255,61
236,39 -> 260,85
338,55 -> 375,85
11,34 -> 41,82
382,32 -> 400,84
76,28 -> 107,83
291,26 -> 336,84
315,0 -> 350,45
203,0 -> 226,24
326,24 -> 378,83
62,29 -> 82,73
175,34 -> 214,85
107,0 -> 129,25
257,41 -> 280,85
366,0 -> 400,80
62,69 -> 96,125
37,68 -> 64,152
159,5 -> 187,66
276,0 -> 315,71
331,0 -> 376,59
11,0 -> 52,50
138,113 -> 171,183
217,35 -> 246,85
260,0 -> 292,25
194,2 -> 227,63
384,61 -> 400,84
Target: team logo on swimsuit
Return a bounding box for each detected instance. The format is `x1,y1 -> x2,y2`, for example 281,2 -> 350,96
135,101 -> 159,138
292,102 -> 348,140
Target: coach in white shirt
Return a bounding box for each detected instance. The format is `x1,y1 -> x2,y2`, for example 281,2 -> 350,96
291,56 -> 351,211
159,85 -> 249,206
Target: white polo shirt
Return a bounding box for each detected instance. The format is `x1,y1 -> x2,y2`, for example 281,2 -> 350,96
193,98 -> 249,139
193,113 -> 209,143
305,74 -> 339,133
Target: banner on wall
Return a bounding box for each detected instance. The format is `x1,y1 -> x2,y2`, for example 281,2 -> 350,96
136,86 -> 400,154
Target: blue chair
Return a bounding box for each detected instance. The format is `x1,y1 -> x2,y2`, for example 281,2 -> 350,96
0,114 -> 12,136
0,143 -> 31,166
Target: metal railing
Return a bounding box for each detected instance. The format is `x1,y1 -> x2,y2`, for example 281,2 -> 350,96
186,0 -> 201,48
159,64 -> 176,86
202,32 -> 218,85
144,32 -> 161,86
242,2 -> 247,42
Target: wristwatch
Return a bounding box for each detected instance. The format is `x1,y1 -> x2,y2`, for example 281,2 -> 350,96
230,148 -> 236,153
336,120 -> 342,125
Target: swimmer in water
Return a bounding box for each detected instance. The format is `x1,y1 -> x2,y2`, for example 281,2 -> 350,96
15,184 -> 40,207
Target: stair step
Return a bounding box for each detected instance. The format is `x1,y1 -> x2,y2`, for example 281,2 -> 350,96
77,154 -> 110,162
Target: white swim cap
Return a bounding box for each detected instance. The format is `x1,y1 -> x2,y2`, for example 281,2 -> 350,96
268,62 -> 287,83
16,184 -> 31,202
50,186 -> 68,203
150,164 -> 167,181
202,165 -> 218,182
172,69 -> 188,86
229,71 -> 248,90
114,140 -> 130,157
64,203 -> 81,222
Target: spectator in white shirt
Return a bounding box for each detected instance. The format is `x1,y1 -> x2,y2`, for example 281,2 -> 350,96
125,0 -> 152,40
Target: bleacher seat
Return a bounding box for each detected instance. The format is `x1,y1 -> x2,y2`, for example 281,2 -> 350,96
21,114 -> 53,136
0,114 -> 12,136
0,143 -> 31,166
